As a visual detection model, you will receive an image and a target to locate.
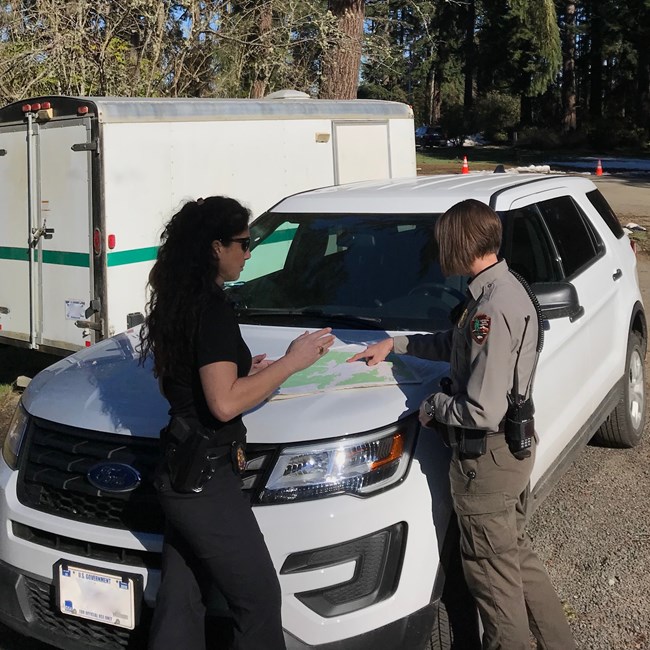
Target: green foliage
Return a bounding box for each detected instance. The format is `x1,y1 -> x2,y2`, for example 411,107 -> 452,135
514,127 -> 563,150
0,0 -> 647,147
473,92 -> 521,141
587,119 -> 649,150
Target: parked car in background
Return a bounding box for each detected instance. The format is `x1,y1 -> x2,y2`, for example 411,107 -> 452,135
415,125 -> 448,148
0,173 -> 646,650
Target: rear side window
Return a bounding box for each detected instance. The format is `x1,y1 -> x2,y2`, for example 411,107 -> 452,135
586,189 -> 625,239
537,196 -> 603,278
502,206 -> 561,284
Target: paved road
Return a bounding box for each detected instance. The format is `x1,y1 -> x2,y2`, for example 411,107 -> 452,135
593,174 -> 650,221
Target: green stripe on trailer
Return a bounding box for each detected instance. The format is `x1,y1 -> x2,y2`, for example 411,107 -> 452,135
107,247 -> 159,267
0,246 -> 89,267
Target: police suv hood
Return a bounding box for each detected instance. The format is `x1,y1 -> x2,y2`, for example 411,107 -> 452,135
22,326 -> 448,442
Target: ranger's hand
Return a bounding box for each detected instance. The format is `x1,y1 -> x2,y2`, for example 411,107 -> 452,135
285,328 -> 335,372
346,338 -> 394,366
418,400 -> 435,429
249,354 -> 274,376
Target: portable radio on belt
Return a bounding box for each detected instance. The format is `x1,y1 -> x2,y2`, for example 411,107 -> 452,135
505,271 -> 545,460
505,315 -> 539,460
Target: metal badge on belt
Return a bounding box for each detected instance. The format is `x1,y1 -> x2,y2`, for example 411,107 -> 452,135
231,442 -> 247,474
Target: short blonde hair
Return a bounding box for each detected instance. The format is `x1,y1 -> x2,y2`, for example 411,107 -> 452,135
435,199 -> 502,276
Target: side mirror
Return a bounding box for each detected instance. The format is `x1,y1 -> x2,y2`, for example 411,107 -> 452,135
531,281 -> 584,322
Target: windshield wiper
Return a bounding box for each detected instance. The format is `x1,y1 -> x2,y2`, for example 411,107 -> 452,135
236,308 -> 384,330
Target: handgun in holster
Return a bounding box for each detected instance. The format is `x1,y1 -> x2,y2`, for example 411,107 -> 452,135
162,417 -> 217,493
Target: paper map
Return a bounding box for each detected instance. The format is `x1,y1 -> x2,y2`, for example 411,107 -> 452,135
272,346 -> 422,400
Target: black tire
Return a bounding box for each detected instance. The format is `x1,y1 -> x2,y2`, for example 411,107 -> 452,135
594,331 -> 646,448
425,600 -> 452,650
426,519 -> 481,650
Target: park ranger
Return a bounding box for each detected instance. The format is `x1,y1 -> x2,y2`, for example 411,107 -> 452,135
347,199 -> 575,650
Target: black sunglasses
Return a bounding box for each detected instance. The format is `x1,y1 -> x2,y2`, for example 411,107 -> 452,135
221,237 -> 251,252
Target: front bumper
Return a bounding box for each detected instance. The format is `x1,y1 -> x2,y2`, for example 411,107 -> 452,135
0,421 -> 453,649
0,558 -> 151,650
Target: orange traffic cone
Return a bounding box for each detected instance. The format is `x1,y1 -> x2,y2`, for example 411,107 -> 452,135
461,155 -> 470,174
595,159 -> 603,176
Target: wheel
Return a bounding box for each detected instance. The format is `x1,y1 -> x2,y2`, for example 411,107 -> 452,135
425,519 -> 482,650
594,331 -> 646,448
425,600 -> 452,650
408,283 -> 465,302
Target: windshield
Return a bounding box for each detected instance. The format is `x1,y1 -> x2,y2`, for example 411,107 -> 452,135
225,212 -> 467,331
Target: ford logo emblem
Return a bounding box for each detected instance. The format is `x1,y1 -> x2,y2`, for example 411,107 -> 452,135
87,463 -> 141,493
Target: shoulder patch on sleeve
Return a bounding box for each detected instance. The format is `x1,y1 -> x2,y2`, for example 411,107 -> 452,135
471,314 -> 491,344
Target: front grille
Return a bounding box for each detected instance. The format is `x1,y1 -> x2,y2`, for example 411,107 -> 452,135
17,417 -> 275,535
24,575 -> 145,649
13,522 -> 161,570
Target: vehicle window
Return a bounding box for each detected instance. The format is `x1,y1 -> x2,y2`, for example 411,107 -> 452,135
537,196 -> 602,278
240,222 -> 298,281
502,206 -> 561,284
227,213 -> 468,331
586,189 -> 625,239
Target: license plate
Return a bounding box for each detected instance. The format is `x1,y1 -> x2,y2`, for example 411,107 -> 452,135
55,561 -> 141,630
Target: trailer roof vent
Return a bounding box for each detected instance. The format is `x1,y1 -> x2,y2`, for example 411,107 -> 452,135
264,89 -> 311,100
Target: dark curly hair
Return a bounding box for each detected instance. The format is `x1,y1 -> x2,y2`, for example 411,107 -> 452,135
139,196 -> 250,377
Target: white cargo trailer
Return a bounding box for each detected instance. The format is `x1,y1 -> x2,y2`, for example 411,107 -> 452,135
0,94 -> 415,354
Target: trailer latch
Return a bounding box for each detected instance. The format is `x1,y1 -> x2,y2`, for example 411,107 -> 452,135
74,319 -> 102,332
71,140 -> 98,152
30,224 -> 54,248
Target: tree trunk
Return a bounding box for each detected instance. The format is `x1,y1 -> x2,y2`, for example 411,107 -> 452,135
561,1 -> 577,131
250,1 -> 273,98
636,42 -> 650,130
588,3 -> 603,121
320,0 -> 364,99
463,0 -> 476,114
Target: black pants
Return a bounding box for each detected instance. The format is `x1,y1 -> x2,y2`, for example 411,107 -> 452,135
148,463 -> 286,650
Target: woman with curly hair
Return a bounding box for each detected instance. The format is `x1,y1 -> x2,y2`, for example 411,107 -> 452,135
140,196 -> 334,650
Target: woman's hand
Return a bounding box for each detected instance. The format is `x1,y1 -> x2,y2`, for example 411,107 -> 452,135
346,338 -> 394,366
249,354 -> 274,376
285,328 -> 335,372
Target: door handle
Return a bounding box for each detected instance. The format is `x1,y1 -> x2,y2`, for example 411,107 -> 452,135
612,268 -> 622,281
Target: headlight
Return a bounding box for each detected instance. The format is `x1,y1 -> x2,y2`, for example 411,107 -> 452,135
259,419 -> 416,504
2,403 -> 29,470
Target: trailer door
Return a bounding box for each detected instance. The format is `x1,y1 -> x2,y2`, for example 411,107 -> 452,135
35,118 -> 94,352
0,125 -> 31,345
0,115 -> 93,352
333,122 -> 391,184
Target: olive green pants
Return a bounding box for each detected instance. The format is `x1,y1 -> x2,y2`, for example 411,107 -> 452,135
450,435 -> 576,650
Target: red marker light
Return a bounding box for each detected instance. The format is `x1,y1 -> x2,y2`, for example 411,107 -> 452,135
41,101 -> 51,109
108,234 -> 116,250
85,340 -> 91,347
93,228 -> 102,255
31,103 -> 41,111
22,104 -> 31,113
78,106 -> 89,115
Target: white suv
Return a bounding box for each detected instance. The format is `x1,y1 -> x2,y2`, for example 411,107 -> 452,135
1,174 -> 646,650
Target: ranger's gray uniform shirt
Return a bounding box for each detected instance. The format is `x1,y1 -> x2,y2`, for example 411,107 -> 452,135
393,260 -> 538,431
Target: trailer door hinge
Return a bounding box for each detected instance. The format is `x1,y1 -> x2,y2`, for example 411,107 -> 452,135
71,140 -> 98,153
0,149 -> 7,157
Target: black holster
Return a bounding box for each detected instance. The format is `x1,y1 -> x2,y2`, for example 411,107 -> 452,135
457,430 -> 487,459
161,417 -> 243,493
